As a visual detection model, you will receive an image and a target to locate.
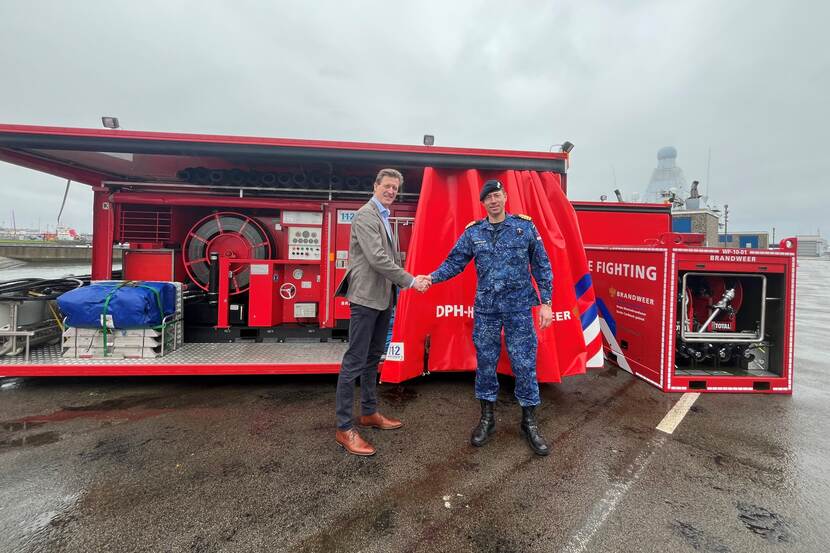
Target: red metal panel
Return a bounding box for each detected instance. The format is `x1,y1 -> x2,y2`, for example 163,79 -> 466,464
586,246 -> 669,388
248,262 -> 283,327
574,202 -> 672,246
0,123 -> 568,161
0,124 -> 569,190
281,263 -> 321,323
122,249 -> 175,281
0,147 -> 107,185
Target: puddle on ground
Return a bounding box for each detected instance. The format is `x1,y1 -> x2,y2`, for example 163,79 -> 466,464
2,421 -> 46,432
673,521 -> 730,552
737,502 -> 793,543
0,378 -> 25,391
2,395 -> 173,427
13,408 -> 172,425
0,431 -> 60,450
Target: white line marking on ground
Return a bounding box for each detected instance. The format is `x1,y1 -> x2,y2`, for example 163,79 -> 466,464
561,394 -> 701,552
656,392 -> 700,434
561,435 -> 666,553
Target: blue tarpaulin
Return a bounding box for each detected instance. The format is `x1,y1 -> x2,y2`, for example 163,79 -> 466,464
57,281 -> 176,329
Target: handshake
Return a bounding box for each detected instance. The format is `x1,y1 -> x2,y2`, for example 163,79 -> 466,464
412,274 -> 433,293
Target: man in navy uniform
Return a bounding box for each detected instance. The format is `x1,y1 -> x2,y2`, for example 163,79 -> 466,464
428,179 -> 554,456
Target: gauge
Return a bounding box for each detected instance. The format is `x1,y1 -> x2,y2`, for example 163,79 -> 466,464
292,268 -> 304,280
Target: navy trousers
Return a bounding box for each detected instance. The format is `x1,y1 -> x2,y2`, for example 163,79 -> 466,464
472,309 -> 540,406
335,303 -> 393,430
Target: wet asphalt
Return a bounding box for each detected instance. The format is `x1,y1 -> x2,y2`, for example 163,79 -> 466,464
1,258 -> 828,553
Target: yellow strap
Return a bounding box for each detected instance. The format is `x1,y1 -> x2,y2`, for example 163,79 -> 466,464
47,302 -> 65,333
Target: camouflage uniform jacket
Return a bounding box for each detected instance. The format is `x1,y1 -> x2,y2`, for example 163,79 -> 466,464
430,214 -> 553,313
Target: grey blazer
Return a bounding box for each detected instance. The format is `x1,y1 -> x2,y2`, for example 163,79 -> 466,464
335,199 -> 413,311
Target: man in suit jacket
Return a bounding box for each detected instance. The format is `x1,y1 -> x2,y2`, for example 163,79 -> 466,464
334,168 -> 430,455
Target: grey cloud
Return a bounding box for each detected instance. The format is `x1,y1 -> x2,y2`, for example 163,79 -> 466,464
0,0 -> 827,237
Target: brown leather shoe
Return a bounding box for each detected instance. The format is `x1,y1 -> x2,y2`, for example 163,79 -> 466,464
335,428 -> 376,456
358,412 -> 403,430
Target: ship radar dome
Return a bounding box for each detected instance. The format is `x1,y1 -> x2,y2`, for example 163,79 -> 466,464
657,146 -> 677,160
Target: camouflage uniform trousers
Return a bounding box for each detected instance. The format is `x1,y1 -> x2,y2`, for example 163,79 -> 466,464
472,309 -> 540,406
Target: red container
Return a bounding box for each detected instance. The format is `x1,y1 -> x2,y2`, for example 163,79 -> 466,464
586,236 -> 797,394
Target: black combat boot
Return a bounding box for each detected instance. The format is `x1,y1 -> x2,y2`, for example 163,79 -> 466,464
470,400 -> 496,447
520,406 -> 551,456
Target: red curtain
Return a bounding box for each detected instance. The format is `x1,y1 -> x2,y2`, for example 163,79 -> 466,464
380,168 -> 597,384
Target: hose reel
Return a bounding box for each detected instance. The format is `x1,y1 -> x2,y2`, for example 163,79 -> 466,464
183,212 -> 272,295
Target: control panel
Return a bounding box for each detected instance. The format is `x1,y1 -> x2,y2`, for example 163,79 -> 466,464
287,226 -> 321,260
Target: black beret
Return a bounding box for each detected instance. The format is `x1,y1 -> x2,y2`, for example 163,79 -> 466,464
479,179 -> 504,201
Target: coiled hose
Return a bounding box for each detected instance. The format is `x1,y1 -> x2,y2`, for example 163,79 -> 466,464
0,277 -> 86,301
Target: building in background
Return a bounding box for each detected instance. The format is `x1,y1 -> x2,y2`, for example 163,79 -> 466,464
0,225 -> 81,241
796,235 -> 827,257
672,209 -> 720,245
718,232 -> 769,249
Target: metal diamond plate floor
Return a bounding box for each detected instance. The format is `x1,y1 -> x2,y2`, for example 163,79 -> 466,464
0,342 -> 349,366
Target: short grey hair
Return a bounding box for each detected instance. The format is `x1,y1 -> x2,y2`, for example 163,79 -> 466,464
375,168 -> 404,186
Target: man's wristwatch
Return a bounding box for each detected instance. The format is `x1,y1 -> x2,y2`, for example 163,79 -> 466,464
542,300 -> 552,307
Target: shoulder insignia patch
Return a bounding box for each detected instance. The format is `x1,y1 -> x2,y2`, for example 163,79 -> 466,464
517,214 -> 532,221
465,219 -> 482,229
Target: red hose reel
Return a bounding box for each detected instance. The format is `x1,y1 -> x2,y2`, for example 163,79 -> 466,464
183,212 -> 272,295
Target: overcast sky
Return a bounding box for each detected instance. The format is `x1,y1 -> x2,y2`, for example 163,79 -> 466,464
1,0 -> 827,239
